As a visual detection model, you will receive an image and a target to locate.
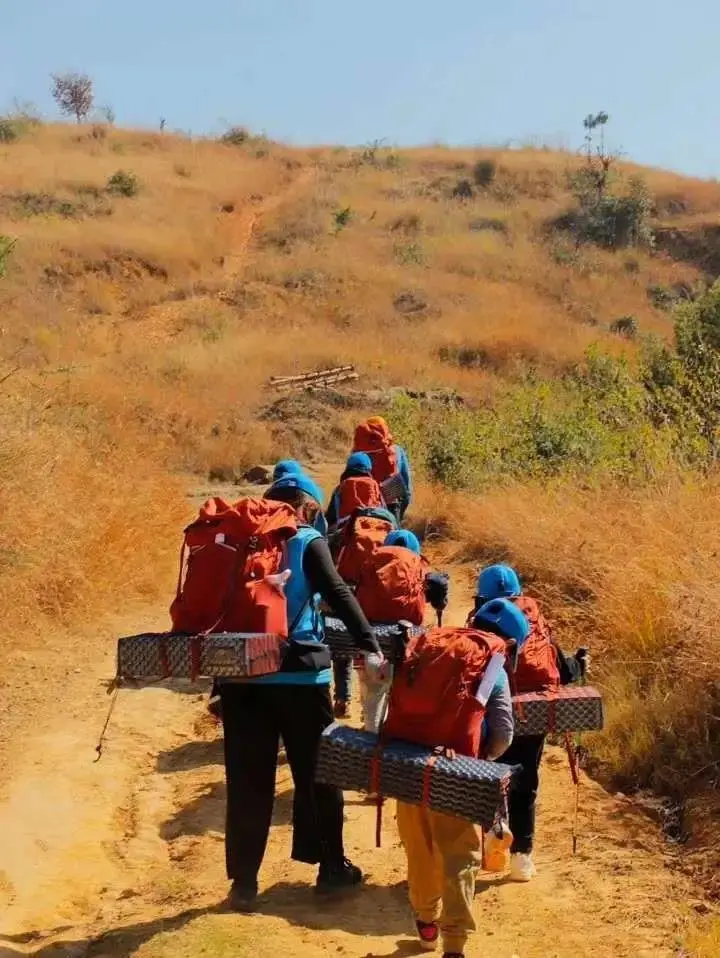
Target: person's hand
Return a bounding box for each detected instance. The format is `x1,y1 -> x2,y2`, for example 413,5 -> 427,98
365,651 -> 389,682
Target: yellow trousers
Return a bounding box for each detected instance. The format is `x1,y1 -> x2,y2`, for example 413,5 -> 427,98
396,801 -> 481,954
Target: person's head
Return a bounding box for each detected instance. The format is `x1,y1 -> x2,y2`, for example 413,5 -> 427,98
472,597 -> 530,669
475,564 -> 522,603
344,452 -> 373,476
266,474 -> 325,526
272,459 -> 304,482
384,529 -> 421,554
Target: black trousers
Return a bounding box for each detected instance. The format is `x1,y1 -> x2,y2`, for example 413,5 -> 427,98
500,734 -> 545,854
219,682 -> 345,882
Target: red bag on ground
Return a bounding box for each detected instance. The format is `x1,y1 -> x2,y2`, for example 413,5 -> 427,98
338,475 -> 385,519
336,510 -> 395,585
169,497 -> 298,635
354,546 -> 428,626
511,596 -> 561,693
383,627 -> 507,756
352,419 -> 398,484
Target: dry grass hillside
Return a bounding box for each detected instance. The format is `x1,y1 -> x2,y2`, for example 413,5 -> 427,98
1,122 -> 719,908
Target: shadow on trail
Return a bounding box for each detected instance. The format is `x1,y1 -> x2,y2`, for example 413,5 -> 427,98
156,737 -> 224,773
0,904 -> 224,957
156,739 -> 288,773
160,783 -> 294,842
254,878 -> 411,937
1,882 -> 413,956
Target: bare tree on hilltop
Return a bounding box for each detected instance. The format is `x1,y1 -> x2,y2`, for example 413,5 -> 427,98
51,72 -> 94,124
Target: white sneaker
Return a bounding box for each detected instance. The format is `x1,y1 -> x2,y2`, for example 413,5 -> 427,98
509,852 -> 536,882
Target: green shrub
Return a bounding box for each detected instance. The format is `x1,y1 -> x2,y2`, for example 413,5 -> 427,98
0,235 -> 17,278
0,118 -> 20,143
556,173 -> 654,251
106,169 -> 140,197
389,345 -> 710,490
220,126 -> 250,146
472,159 -> 496,188
332,206 -> 352,232
609,315 -> 639,339
394,241 -> 425,266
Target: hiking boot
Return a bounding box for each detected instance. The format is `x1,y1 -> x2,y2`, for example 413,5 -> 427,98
226,879 -> 258,910
315,858 -> 363,894
509,852 -> 536,882
333,699 -> 348,719
416,919 -> 439,951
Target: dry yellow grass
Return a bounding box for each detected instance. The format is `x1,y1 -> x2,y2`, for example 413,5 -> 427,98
1,124 -> 719,882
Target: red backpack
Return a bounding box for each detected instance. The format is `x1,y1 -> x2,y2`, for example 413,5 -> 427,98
511,596 -> 561,693
353,420 -> 398,484
169,497 -> 298,635
338,475 -> 384,520
383,627 -> 507,756
354,546 -> 428,626
335,510 -> 395,585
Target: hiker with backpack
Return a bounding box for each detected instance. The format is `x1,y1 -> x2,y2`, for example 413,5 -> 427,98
329,502 -> 398,717
354,529 -> 449,733
325,452 -> 387,717
384,598 -> 528,958
351,416 -> 412,521
202,473 -> 384,907
468,564 -> 589,882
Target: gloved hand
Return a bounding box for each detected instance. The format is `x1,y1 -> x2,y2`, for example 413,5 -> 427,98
365,650 -> 390,683
575,647 -> 591,677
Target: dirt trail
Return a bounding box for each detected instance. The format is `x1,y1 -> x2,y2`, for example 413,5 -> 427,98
0,474 -> 708,958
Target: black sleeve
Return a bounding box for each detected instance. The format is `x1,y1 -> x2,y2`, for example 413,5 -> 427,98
303,537 -> 380,655
554,642 -> 583,685
325,487 -> 339,530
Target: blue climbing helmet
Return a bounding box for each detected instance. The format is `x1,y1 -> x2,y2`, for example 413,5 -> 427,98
272,459 -> 304,481
384,529 -> 421,554
472,597 -> 530,649
267,472 -> 325,507
345,451 -> 373,475
475,564 -> 522,602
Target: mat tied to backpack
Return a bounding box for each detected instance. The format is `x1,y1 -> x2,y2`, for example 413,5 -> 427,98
116,498 -> 301,684
315,626 -> 520,843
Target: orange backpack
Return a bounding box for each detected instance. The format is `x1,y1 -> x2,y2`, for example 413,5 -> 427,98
335,509 -> 396,585
169,497 -> 298,636
354,546 -> 428,626
353,420 -> 398,484
511,596 -> 561,693
338,475 -> 384,520
383,627 -> 507,756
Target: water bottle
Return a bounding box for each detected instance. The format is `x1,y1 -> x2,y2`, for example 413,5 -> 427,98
483,820 -> 513,872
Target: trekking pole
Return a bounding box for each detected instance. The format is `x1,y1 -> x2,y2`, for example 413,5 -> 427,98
567,647 -> 589,853
95,674 -> 121,762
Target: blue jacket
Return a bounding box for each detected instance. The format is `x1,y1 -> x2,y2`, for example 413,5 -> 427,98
251,525 -> 331,686
394,444 -> 413,503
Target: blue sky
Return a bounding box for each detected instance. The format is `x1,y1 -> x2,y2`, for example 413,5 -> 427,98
2,0 -> 718,177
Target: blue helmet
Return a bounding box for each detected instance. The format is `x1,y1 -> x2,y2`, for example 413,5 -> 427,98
473,598 -> 530,649
268,473 -> 325,507
475,564 -> 522,601
345,452 -> 373,475
384,529 -> 421,554
273,459 -> 304,481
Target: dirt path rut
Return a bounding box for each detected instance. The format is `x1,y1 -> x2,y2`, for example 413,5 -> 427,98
0,476 -> 707,958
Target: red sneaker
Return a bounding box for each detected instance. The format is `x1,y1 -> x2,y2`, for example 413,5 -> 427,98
416,920 -> 439,951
